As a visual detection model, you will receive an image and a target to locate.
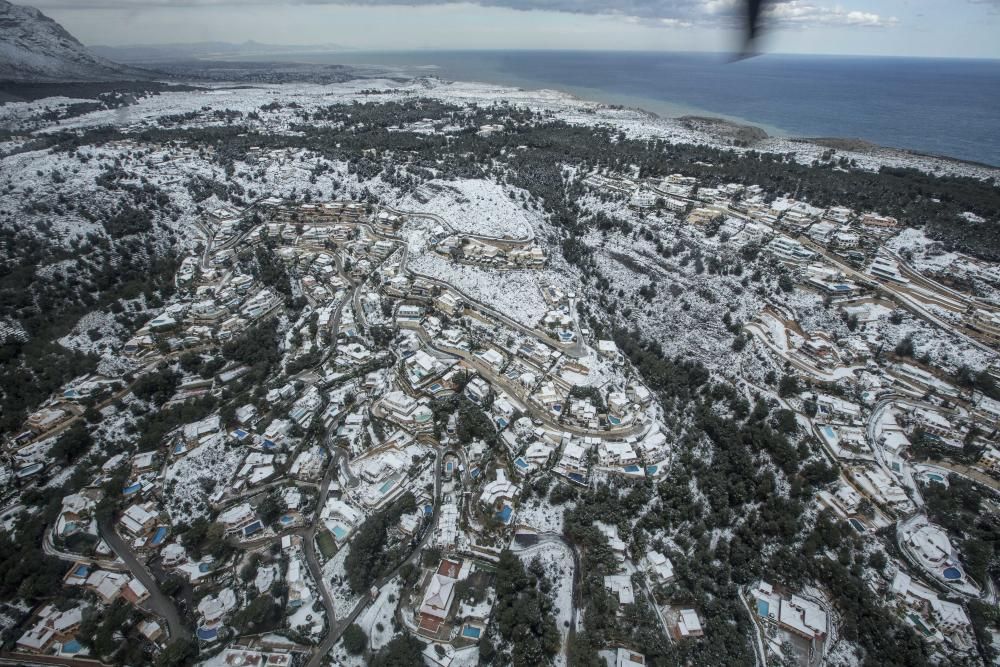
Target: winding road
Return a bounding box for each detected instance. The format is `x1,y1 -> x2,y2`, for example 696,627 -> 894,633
97,518 -> 190,642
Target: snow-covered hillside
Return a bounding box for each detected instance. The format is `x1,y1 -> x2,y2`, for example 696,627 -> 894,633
0,0 -> 144,81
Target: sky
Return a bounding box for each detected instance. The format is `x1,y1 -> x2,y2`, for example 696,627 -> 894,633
30,0 -> 1000,59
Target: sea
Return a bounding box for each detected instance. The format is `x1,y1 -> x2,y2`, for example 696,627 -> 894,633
267,50 -> 1000,167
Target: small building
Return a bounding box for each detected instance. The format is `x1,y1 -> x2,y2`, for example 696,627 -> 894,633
676,609 -> 704,639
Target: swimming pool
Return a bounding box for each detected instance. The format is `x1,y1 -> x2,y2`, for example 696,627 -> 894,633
496,505 -> 513,523
196,627 -> 218,641
646,465 -> 658,475
514,457 -> 529,470
608,416 -> 622,426
280,515 -> 294,525
123,482 -> 142,495
332,525 -> 349,540
378,479 -> 396,494
62,639 -> 82,654
150,526 -> 168,545
926,473 -> 945,483
623,464 -> 640,473
820,425 -> 836,440
756,600 -> 770,617
942,567 -> 962,580
461,625 -> 482,639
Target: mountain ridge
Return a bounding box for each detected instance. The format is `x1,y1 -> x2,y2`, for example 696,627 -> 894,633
0,0 -> 149,82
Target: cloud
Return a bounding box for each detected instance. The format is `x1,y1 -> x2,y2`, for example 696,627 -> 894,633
31,0 -> 898,30
765,2 -> 898,28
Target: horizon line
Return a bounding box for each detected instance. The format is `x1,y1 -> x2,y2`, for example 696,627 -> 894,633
87,44 -> 1000,62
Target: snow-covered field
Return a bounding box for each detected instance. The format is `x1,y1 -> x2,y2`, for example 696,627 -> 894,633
396,178 -> 538,239
408,251 -> 551,328
321,546 -> 364,619
163,434 -> 243,522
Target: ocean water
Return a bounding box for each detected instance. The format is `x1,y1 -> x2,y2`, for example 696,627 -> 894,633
291,50 -> 1000,167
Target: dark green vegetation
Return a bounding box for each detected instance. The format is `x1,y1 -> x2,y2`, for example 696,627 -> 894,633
344,492 -> 418,593
486,551 -> 560,666
923,476 -> 999,599
550,327 -> 931,667
0,81 -> 200,104
369,634 -> 426,666
343,623 -> 367,655
0,189 -> 179,433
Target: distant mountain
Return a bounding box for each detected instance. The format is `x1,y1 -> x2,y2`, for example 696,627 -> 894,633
91,40 -> 352,64
0,0 -> 147,81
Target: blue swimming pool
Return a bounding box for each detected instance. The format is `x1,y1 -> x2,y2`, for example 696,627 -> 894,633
243,520 -> 263,537
280,515 -> 294,525
756,600 -> 769,617
332,525 -> 349,540
198,562 -> 213,573
379,479 -> 396,494
496,505 -> 513,523
123,482 -> 142,495
197,627 -> 218,641
74,564 -> 89,577
608,416 -> 622,426
462,625 -> 482,639
623,464 -> 640,473
821,425 -> 836,440
646,465 -> 658,475
943,567 -> 962,580
62,639 -> 82,654
150,526 -> 167,545
514,457 -> 529,470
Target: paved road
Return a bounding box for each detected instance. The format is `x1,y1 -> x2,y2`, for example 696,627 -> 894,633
308,449 -> 443,665
303,431 -> 350,667
402,322 -> 649,440
97,519 -> 190,641
42,527 -> 128,572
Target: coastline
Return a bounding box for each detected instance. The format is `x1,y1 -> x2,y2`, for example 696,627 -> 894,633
275,49 -> 1000,168
395,73 -> 1000,176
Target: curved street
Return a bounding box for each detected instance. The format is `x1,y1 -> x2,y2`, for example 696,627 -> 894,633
97,519 -> 190,642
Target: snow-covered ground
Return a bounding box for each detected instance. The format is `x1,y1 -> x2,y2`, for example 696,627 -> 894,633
163,433 -> 242,522
396,178 -> 538,239
408,251 -> 551,328
514,540 -> 575,667
321,545 -> 364,619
